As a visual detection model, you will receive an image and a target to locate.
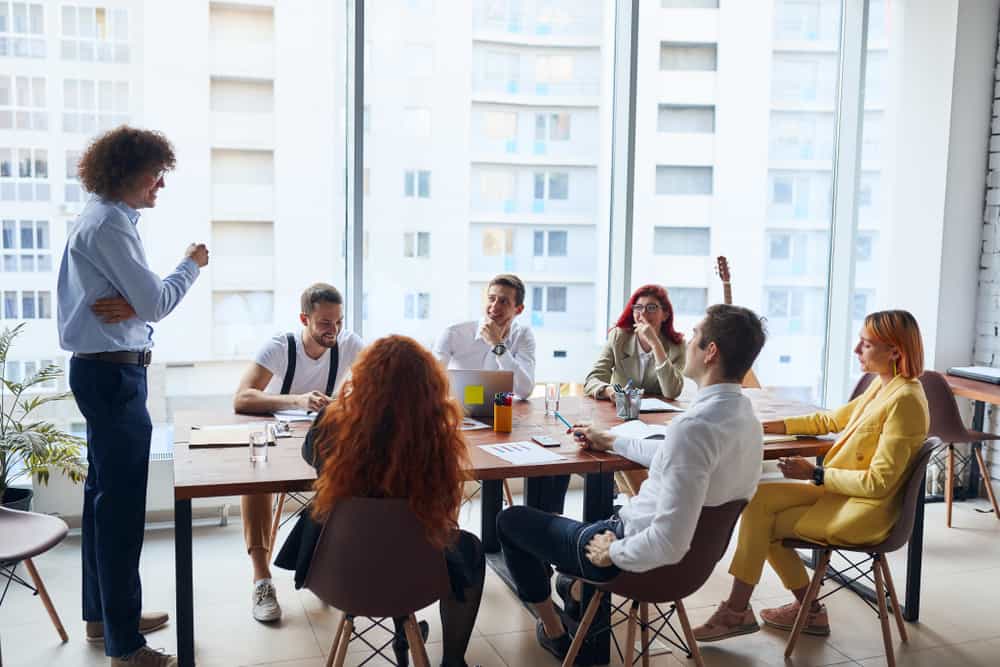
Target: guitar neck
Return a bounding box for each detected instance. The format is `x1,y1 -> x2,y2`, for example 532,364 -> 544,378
722,282 -> 732,306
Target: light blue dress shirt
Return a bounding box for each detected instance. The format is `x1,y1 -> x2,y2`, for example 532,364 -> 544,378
57,196 -> 200,353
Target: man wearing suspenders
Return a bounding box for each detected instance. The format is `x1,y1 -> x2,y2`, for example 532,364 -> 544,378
233,283 -> 364,621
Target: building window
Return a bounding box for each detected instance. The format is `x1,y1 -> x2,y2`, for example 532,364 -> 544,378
0,75 -> 46,130
0,147 -> 49,201
660,43 -> 717,71
769,233 -> 792,260
533,171 -> 569,200
533,229 -> 568,257
535,112 -> 571,141
403,231 -> 431,258
852,291 -> 868,320
404,170 -> 431,198
482,228 -> 513,257
63,79 -> 129,134
0,2 -> 45,58
655,166 -> 712,195
668,287 -> 708,315
404,292 -> 430,319
535,54 -> 573,89
653,227 -> 710,256
403,107 -> 431,138
65,150 -> 85,203
657,105 -> 714,133
3,290 -> 16,317
484,110 -> 517,142
1,219 -> 50,272
856,234 -> 873,261
60,5 -> 130,63
546,286 -> 567,312
2,289 -> 51,319
483,50 -> 520,92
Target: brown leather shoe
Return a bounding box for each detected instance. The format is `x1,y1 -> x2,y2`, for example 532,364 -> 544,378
87,612 -> 170,642
692,601 -> 760,642
760,600 -> 830,636
109,645 -> 177,666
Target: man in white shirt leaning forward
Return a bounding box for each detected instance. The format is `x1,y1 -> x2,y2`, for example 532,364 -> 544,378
496,304 -> 767,664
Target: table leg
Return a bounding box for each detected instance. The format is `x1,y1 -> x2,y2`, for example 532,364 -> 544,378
968,401 -> 986,499
481,480 -> 503,553
578,472 -> 614,665
175,499 -> 195,667
903,481 -> 925,622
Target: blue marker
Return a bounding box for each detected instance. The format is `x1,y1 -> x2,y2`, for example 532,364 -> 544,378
553,411 -> 573,430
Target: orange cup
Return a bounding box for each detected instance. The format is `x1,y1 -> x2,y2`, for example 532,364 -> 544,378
493,404 -> 513,433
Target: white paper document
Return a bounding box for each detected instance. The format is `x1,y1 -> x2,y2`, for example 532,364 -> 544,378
639,398 -> 684,413
273,409 -> 318,423
460,418 -> 490,431
762,434 -> 800,444
608,420 -> 665,440
479,442 -> 566,465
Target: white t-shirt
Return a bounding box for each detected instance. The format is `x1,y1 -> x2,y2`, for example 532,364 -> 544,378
254,329 -> 365,396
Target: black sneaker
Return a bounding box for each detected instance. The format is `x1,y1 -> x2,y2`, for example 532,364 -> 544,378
555,574 -> 581,620
535,619 -> 572,663
393,619 -> 429,667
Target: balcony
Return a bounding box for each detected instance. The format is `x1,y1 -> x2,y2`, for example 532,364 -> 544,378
211,184 -> 274,221
210,41 -> 274,80
211,111 -> 275,150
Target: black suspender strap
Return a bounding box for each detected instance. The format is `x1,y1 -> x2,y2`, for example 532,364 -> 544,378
280,333 -> 296,395
325,344 -> 340,396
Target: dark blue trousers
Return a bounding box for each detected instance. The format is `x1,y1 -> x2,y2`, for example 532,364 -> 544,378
70,357 -> 152,658
497,505 -> 621,604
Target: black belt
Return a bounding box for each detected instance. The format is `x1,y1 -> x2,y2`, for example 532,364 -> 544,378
74,350 -> 152,367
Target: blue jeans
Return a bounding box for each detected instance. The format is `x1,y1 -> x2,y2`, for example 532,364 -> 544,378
496,505 -> 622,604
70,357 -> 152,658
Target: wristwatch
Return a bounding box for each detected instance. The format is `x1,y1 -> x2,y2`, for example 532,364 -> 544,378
812,466 -> 825,486
492,343 -> 507,356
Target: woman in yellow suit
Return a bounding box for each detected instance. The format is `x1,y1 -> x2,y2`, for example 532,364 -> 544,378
694,310 -> 929,641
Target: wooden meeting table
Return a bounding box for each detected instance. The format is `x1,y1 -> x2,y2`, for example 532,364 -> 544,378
172,391 -> 837,666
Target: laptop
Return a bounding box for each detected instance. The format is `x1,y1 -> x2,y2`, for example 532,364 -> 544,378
448,369 -> 514,418
947,366 -> 1000,385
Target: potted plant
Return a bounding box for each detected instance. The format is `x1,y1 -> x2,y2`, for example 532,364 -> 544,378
1,324 -> 86,511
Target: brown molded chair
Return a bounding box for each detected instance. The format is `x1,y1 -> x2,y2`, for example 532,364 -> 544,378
849,372 -> 877,400
0,507 -> 70,642
562,499 -> 748,667
303,497 -> 450,667
782,438 -> 940,667
918,371 -> 1000,526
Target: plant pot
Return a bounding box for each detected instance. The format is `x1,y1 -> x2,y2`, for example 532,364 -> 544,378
1,486 -> 33,511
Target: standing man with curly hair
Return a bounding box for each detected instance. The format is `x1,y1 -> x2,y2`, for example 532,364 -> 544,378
57,126 -> 209,667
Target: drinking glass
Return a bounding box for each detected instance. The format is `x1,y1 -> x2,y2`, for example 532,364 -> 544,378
249,430 -> 269,463
544,382 -> 561,416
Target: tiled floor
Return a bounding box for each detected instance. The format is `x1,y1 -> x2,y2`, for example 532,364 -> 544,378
2,492 -> 999,666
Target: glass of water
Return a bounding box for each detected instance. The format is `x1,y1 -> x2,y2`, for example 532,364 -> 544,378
544,382 -> 561,416
249,429 -> 269,463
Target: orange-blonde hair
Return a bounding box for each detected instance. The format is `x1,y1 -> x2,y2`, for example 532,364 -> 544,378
864,310 -> 924,379
310,335 -> 469,549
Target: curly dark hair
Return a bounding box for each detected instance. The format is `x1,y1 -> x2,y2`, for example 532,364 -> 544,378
78,126 -> 176,200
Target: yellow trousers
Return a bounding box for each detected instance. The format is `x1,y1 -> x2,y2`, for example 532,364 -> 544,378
728,481 -> 825,591
242,493 -> 273,554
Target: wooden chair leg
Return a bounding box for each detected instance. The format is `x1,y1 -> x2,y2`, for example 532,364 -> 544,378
945,444 -> 955,528
562,590 -> 604,667
326,612 -> 348,667
785,550 -> 830,658
331,615 -> 353,667
404,614 -> 430,667
623,601 -> 639,667
873,556 -> 896,667
22,558 -> 67,643
267,493 -> 287,559
674,599 -> 705,667
974,446 -> 1000,519
877,557 -> 908,642
640,602 -> 651,667
503,480 -> 514,506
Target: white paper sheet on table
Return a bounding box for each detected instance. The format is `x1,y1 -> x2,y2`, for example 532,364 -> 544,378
608,420 -> 665,439
273,409 -> 317,423
639,398 -> 684,413
480,442 -> 566,464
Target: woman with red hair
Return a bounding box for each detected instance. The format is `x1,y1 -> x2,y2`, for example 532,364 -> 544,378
584,284 -> 686,401
274,335 -> 484,667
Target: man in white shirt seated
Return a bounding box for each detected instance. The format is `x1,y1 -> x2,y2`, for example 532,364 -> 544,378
232,282 -> 364,623
435,274 -> 562,513
496,304 -> 767,663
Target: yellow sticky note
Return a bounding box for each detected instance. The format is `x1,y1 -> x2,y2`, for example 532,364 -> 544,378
464,384 -> 485,405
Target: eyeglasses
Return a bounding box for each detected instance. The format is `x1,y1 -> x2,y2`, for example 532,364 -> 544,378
632,304 -> 662,314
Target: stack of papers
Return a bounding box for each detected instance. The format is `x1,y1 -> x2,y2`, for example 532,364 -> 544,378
640,398 -> 684,413
608,420 -> 665,440
273,409 -> 317,423
480,442 -> 566,464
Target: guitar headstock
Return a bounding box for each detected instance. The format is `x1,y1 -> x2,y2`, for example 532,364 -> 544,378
716,255 -> 730,283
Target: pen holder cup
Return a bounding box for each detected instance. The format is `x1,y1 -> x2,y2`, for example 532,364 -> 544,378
493,404 -> 513,433
614,389 -> 644,420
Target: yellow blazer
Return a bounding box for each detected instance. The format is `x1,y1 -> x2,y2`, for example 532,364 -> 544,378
784,375 -> 929,546
583,327 -> 686,400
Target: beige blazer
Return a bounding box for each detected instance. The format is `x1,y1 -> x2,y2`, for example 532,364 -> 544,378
584,327 -> 686,400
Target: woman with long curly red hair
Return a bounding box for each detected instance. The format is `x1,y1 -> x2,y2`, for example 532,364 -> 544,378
274,335 -> 484,667
583,284 -> 686,401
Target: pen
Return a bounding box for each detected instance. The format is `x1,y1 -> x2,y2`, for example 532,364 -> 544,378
553,411 -> 572,430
